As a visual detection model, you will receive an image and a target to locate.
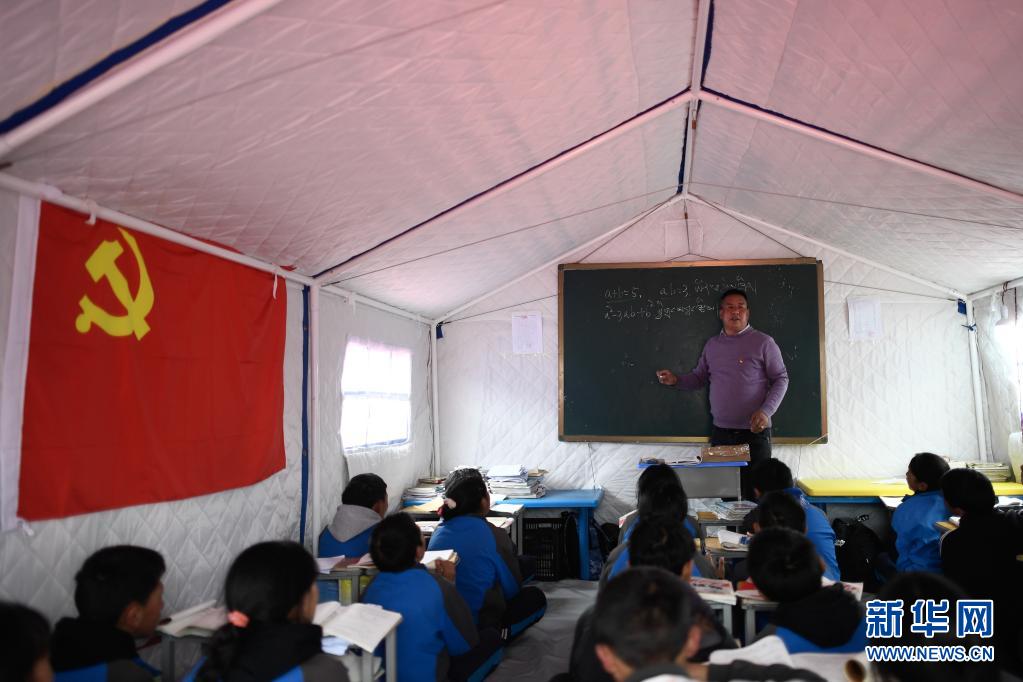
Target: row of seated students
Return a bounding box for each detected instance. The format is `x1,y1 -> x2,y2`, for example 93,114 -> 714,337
0,468 -> 547,682
574,459 -> 1023,681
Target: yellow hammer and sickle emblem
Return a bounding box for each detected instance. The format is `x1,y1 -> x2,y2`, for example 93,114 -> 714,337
75,228 -> 155,340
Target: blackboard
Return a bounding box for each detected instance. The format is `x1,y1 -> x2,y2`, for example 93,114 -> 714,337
558,259 -> 826,444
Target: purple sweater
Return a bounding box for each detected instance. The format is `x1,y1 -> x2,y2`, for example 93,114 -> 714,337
677,326 -> 789,429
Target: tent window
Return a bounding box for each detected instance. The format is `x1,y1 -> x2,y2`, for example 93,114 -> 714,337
340,341 -> 412,449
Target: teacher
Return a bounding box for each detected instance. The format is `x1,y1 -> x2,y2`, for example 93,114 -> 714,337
655,289 -> 789,499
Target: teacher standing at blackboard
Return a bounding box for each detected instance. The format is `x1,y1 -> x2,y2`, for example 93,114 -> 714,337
655,289 -> 789,499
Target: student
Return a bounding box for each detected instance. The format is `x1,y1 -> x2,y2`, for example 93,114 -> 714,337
601,473 -> 709,587
51,545 -> 165,681
0,601 -> 53,682
570,518 -> 735,682
940,468 -> 1023,675
891,452 -> 949,572
748,528 -> 865,654
869,572 -> 1002,682
748,459 -> 840,580
362,513 -> 503,682
186,541 -> 349,682
428,468 -> 546,637
319,473 -> 388,558
618,463 -> 688,542
591,568 -> 819,682
753,491 -> 806,533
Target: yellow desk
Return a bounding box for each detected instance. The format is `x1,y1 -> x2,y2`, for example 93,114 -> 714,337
797,478 -> 1023,509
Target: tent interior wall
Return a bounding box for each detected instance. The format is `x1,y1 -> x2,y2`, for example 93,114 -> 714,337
1,0 -> 1023,659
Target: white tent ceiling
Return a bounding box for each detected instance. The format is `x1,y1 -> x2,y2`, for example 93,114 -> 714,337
2,0 -> 1022,318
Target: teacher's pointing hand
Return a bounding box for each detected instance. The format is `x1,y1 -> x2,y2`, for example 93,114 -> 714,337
656,369 -> 678,386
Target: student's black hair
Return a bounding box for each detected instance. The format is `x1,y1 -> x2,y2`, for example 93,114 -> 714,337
0,601 -> 50,682
440,467 -> 489,521
637,481 -> 689,523
636,463 -> 682,498
74,545 -> 165,625
941,468 -> 997,516
749,458 -> 794,495
873,572 -> 992,682
593,567 -> 694,669
718,289 -> 749,309
756,491 -> 806,532
341,472 -> 388,509
908,452 -> 950,491
747,528 -> 822,603
629,517 -> 696,576
371,512 -> 423,572
198,541 -> 318,682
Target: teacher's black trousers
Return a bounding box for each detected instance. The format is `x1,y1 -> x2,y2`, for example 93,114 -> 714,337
711,426 -> 772,500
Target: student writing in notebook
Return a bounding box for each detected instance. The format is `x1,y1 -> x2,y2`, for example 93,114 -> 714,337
186,541 -> 348,681
427,468 -> 546,639
362,513 -> 503,682
51,546 -> 165,682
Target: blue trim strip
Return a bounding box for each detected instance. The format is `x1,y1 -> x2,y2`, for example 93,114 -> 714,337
466,649 -> 504,682
0,0 -> 235,135
300,286 -> 310,545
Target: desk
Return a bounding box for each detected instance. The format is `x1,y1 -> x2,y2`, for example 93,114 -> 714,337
516,489 -> 604,579
638,461 -> 748,499
738,596 -> 778,644
797,478 -> 1023,511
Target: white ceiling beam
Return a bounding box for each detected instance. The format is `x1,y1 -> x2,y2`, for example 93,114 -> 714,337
435,193 -> 687,324
688,193 -> 966,299
680,0 -> 711,200
316,92 -> 693,287
969,277 -> 1023,301
697,92 -> 1023,207
321,285 -> 430,325
0,0 -> 284,160
0,172 -> 315,286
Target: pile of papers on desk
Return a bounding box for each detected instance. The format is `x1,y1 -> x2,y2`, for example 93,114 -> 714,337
690,577 -> 737,605
960,460 -> 1012,482
487,464 -> 547,498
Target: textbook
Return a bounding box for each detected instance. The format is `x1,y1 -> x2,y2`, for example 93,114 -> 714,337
716,529 -> 751,550
158,600 -> 226,637
314,602 -> 403,653
316,555 -> 347,573
690,577 -> 737,605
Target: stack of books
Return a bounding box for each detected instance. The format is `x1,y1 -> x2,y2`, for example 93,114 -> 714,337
964,461 -> 1011,482
402,477 -> 445,505
709,499 -> 757,521
690,577 -> 737,605
487,465 -> 547,498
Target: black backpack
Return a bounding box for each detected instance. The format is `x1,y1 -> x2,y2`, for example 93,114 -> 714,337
832,514 -> 883,592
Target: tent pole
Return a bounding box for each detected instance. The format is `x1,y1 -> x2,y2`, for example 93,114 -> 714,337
320,285 -> 430,325
315,92 -> 692,287
0,173 -> 314,285
969,277 -> 1023,301
0,0 -> 285,160
688,195 -> 965,299
697,93 -> 1023,207
680,0 -> 711,200
436,194 -> 685,323
431,327 -> 441,477
309,284 -> 321,547
965,300 -> 989,461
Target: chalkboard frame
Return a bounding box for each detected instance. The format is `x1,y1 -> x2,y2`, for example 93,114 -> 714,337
558,258 -> 827,444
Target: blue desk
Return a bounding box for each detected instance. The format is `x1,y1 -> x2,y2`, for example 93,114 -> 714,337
516,489 -> 604,579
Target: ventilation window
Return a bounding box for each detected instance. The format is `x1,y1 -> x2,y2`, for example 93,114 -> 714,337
340,341 -> 411,449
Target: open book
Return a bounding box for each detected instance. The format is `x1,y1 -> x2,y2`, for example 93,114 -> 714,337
717,529 -> 751,550
354,549 -> 459,570
314,602 -> 403,652
690,577 -> 737,605
158,600 -> 227,637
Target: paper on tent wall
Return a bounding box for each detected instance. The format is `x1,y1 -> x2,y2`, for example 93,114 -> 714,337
848,297 -> 883,340
511,311 -> 542,354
